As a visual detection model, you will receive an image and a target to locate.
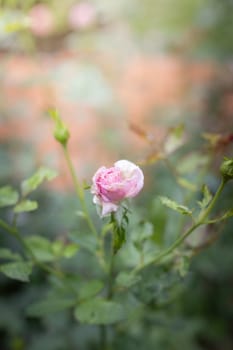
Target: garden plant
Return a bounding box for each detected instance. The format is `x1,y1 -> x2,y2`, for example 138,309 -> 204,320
0,109 -> 232,349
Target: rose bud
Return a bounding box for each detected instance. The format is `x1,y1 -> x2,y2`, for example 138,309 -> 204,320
220,157 -> 233,182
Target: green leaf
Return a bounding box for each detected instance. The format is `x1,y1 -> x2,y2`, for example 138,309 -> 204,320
198,184 -> 213,209
25,236 -> 79,262
0,248 -> 22,261
51,240 -> 63,256
24,235 -> 55,262
0,262 -> 32,282
27,297 -> 76,317
14,200 -> 38,213
74,298 -> 125,325
0,186 -> 19,207
78,280 -> 104,300
69,231 -> 98,254
159,196 -> 192,215
63,243 -> 79,258
115,272 -> 141,288
21,167 -> 57,197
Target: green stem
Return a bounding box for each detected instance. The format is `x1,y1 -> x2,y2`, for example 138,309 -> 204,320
99,230 -> 115,350
0,219 -> 65,279
98,232 -> 108,273
99,325 -> 107,350
63,145 -> 98,237
62,145 -> 107,272
134,222 -> 200,273
63,145 -> 84,202
63,145 -> 84,200
198,178 -> 226,223
0,219 -> 17,235
135,178 -> 226,273
107,248 -> 115,300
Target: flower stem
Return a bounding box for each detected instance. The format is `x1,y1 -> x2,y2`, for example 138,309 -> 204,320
62,145 -> 107,272
98,227 -> 115,350
135,178 -> 226,272
0,219 -> 65,279
0,219 -> 16,235
198,178 -> 226,223
63,145 -> 84,200
62,144 -> 98,237
107,243 -> 115,299
99,325 -> 107,350
134,222 -> 200,273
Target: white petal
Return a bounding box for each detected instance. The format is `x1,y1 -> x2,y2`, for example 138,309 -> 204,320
101,202 -> 119,217
114,159 -> 138,178
93,195 -> 100,205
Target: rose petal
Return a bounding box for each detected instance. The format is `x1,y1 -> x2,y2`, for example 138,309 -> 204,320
91,160 -> 144,217
114,160 -> 138,177
101,202 -> 119,217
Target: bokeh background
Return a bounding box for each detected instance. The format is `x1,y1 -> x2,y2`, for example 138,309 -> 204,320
0,1 -> 233,349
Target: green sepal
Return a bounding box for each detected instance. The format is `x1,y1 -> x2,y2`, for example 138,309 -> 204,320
111,209 -> 129,254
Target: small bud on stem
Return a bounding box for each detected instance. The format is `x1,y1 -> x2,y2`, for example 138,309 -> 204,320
48,108 -> 70,146
220,157 -> 233,182
54,126 -> 70,146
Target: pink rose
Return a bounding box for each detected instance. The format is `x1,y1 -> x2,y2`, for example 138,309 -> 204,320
91,160 -> 144,217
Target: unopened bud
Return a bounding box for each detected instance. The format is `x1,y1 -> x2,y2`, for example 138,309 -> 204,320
48,109 -> 70,146
220,158 -> 233,181
54,124 -> 70,146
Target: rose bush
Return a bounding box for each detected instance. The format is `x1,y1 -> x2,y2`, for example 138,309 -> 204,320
1,110 -> 233,350
91,160 -> 144,216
